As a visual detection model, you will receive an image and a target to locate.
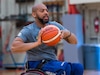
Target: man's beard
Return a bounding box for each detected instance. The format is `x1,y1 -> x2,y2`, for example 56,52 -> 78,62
37,16 -> 49,24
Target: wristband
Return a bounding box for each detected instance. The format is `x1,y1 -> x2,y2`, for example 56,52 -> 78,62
64,31 -> 71,39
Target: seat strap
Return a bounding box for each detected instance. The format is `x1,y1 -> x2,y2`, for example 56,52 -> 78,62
36,59 -> 50,69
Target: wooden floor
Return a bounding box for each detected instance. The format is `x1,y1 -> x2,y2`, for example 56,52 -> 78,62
0,69 -> 100,75
84,70 -> 100,75
0,69 -> 23,75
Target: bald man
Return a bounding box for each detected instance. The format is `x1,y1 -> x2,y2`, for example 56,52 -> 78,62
11,4 -> 83,75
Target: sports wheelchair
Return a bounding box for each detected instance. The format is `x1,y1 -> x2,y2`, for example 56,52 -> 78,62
21,69 -> 58,75
21,59 -> 66,75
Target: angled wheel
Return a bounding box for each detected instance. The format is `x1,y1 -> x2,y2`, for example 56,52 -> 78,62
21,69 -> 47,75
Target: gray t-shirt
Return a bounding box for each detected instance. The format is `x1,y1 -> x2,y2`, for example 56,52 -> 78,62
17,21 -> 66,61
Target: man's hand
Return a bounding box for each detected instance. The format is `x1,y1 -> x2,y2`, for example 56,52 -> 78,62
37,28 -> 44,45
60,30 -> 70,39
60,30 -> 77,44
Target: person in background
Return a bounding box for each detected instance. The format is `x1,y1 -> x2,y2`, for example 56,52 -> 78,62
11,3 -> 84,75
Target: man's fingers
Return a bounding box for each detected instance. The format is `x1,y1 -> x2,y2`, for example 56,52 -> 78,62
60,30 -> 64,39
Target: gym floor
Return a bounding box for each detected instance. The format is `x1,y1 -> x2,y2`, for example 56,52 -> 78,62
0,69 -> 100,75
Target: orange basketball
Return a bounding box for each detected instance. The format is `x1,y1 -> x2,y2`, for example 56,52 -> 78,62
41,25 -> 61,46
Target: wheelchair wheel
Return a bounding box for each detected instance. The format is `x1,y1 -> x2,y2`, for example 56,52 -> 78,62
21,69 -> 47,75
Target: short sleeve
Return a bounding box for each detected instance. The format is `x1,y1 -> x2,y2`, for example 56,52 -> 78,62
17,27 -> 30,42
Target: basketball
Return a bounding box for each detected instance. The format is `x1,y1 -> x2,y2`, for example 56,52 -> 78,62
41,25 -> 61,46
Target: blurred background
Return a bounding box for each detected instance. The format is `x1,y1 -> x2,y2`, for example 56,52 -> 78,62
0,0 -> 100,75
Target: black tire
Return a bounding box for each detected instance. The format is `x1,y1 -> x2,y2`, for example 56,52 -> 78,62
21,69 -> 47,75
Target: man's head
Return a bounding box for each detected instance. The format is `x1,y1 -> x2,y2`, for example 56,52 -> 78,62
32,4 -> 49,24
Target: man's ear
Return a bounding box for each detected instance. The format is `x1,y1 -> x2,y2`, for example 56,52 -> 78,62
32,12 -> 36,18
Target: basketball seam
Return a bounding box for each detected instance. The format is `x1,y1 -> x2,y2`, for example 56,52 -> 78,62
42,26 -> 61,43
42,30 -> 58,40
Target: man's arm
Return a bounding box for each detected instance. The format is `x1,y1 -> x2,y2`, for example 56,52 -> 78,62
11,37 -> 40,52
11,29 -> 43,52
61,30 -> 77,44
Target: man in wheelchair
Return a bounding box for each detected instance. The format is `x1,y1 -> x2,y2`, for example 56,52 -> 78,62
11,3 -> 84,75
